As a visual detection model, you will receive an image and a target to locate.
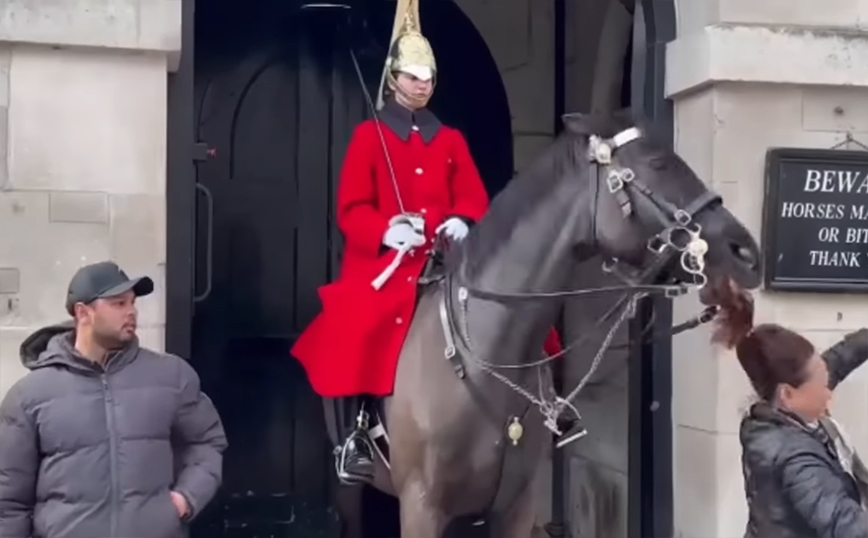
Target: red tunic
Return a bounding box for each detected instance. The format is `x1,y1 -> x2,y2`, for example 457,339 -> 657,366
291,115 -> 489,397
292,108 -> 564,397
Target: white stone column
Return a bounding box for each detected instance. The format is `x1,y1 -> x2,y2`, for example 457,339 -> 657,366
668,2 -> 868,536
0,0 -> 181,396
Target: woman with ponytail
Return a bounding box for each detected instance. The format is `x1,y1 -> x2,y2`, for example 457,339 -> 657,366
710,278 -> 868,538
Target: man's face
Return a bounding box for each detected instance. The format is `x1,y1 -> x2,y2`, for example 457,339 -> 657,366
76,290 -> 138,349
392,72 -> 433,109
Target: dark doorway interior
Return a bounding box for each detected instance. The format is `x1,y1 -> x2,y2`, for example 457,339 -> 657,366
187,1 -> 512,536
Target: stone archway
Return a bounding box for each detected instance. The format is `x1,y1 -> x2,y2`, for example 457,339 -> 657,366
451,0 -> 669,174
450,0 -> 556,173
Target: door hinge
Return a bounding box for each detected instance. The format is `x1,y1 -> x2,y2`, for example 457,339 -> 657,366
193,142 -> 216,162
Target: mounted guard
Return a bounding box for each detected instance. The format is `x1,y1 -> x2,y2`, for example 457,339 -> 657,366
291,0 -> 562,486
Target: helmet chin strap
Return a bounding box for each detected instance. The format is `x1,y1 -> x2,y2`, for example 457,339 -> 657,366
388,71 -> 435,109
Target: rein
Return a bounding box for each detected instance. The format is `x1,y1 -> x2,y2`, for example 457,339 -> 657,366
438,125 -> 723,440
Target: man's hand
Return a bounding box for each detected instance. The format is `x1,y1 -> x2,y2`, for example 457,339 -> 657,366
170,491 -> 190,519
436,218 -> 470,242
383,220 -> 425,251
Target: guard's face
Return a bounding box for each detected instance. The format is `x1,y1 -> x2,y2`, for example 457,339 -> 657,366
392,72 -> 433,109
76,290 -> 138,349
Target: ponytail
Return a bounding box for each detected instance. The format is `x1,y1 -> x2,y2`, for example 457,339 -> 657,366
709,277 -> 755,350
707,277 -> 814,402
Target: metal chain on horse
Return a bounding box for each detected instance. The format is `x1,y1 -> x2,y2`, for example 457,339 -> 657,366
451,289 -> 716,372
458,289 -> 645,434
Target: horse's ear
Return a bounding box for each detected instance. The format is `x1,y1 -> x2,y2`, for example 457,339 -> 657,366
562,109 -> 636,137
611,107 -> 636,124
562,113 -> 592,135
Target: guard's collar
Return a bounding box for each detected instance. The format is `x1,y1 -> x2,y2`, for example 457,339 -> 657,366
379,97 -> 441,144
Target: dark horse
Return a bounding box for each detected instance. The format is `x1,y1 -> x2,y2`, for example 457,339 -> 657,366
327,110 -> 762,537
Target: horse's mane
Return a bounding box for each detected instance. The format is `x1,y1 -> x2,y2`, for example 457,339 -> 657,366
447,111 -> 640,277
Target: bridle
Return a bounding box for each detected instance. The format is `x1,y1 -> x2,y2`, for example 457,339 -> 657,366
587,126 -> 722,289
437,124 -> 723,439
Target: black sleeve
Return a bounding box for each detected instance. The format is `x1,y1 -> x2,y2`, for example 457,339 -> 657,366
822,329 -> 868,390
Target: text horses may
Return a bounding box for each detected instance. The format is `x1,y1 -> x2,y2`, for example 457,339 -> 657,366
781,168 -> 868,267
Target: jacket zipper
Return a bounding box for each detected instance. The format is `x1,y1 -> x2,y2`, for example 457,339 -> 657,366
102,373 -> 119,536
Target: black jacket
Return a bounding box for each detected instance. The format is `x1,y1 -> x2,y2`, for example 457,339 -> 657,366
741,329 -> 868,538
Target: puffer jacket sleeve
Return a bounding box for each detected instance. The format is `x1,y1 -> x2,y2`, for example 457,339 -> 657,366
0,384 -> 37,538
171,359 -> 228,520
781,448 -> 868,538
823,329 -> 868,390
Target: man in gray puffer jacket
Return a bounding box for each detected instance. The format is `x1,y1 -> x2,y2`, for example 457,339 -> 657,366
0,261 -> 228,538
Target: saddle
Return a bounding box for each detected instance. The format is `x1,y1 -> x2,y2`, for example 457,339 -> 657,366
366,242 -> 447,470
417,241 -> 448,286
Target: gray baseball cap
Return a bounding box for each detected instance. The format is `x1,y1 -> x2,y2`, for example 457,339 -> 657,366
65,261 -> 154,315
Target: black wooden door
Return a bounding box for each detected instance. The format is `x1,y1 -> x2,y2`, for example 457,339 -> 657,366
190,5 -> 374,536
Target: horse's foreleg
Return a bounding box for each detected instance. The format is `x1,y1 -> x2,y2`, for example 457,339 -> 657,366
489,485 -> 538,538
398,479 -> 447,538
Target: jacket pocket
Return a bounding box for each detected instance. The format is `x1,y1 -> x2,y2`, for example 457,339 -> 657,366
155,492 -> 185,538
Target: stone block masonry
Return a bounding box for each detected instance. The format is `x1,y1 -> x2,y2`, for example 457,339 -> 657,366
0,1 -> 181,397
669,1 -> 868,535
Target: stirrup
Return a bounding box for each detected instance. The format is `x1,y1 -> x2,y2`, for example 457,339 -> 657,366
356,408 -> 371,430
555,423 -> 588,449
334,434 -> 375,486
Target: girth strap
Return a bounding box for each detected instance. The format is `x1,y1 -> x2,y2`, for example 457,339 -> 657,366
439,280 -> 466,378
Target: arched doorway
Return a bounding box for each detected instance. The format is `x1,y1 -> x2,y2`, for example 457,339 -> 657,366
180,1 -> 512,536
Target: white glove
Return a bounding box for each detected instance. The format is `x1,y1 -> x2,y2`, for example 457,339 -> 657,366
383,222 -> 425,251
436,217 -> 470,242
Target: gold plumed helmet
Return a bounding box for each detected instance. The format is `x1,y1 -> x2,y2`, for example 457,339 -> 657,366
376,0 -> 437,110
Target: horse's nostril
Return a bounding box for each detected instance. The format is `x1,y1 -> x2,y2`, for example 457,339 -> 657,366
731,243 -> 758,268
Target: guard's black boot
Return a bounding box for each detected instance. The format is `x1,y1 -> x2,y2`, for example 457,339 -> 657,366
335,397 -> 375,486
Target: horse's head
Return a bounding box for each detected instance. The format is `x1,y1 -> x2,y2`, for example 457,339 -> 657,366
562,110 -> 761,294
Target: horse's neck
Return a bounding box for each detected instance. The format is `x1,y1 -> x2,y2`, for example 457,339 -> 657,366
470,206 -> 578,297
457,180 -> 591,364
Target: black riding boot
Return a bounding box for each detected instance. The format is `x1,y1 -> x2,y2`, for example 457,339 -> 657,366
335,396 -> 375,486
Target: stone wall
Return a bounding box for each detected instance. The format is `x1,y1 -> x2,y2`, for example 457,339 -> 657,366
454,0 -> 555,174
0,0 -> 181,396
668,1 -> 868,536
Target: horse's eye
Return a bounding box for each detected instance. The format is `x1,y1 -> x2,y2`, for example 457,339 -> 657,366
650,157 -> 668,170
